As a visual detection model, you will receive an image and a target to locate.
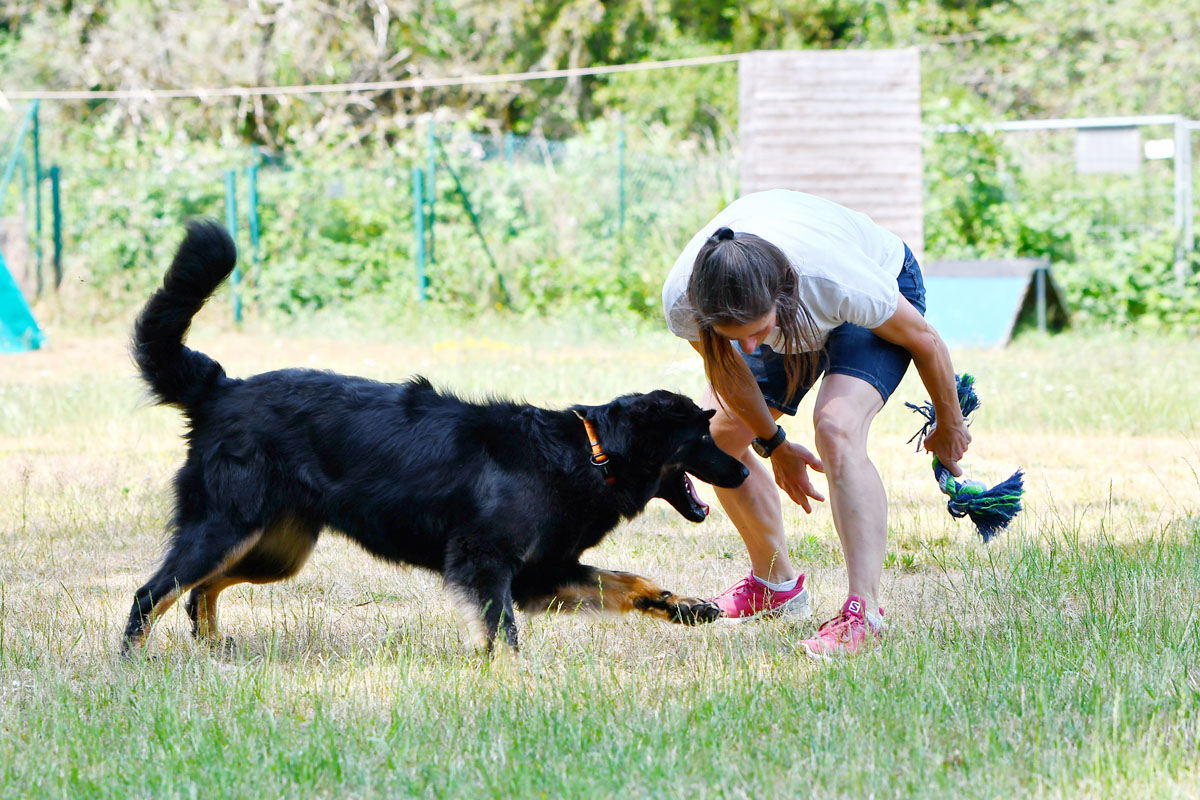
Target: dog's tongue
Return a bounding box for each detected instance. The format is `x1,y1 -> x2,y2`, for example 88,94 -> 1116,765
685,474 -> 709,517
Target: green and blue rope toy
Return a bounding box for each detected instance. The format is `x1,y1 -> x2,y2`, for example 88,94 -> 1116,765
906,374 -> 1024,543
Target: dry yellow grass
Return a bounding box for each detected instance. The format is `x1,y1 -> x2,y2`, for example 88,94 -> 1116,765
2,323 -> 1197,655
1,320 -> 1197,798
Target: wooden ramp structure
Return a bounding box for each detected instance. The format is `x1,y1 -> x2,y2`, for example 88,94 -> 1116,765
739,48 -> 925,256
737,50 -> 1067,347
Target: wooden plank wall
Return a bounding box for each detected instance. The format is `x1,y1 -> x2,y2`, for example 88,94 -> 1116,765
739,48 -> 924,256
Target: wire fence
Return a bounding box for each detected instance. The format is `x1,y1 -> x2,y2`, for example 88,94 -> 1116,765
0,112 -> 738,319
927,117 -> 1197,273
421,128 -> 736,314
1003,127 -> 1176,239
2,106 -> 1198,328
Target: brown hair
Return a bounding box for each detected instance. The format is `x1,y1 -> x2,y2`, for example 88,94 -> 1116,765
685,227 -> 821,405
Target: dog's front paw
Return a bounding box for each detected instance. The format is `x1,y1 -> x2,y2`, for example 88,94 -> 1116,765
669,596 -> 723,625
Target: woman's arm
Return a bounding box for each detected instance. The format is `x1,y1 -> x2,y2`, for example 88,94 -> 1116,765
871,297 -> 971,476
688,341 -> 826,512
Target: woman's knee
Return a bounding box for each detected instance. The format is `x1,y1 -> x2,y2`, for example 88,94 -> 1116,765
812,407 -> 869,468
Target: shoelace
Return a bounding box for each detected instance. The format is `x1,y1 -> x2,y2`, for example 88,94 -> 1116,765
816,613 -> 861,643
723,576 -> 757,597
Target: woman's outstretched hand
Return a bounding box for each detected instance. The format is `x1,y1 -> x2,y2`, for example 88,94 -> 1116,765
769,441 -> 826,513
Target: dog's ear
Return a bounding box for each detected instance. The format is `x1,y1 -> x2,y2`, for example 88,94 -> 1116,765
583,401 -> 633,456
702,409 -> 716,421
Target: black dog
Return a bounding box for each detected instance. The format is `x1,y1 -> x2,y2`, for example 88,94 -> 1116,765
121,221 -> 748,654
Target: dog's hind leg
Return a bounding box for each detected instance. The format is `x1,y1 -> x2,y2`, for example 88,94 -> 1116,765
517,565 -> 722,625
184,513 -> 320,645
185,576 -> 239,643
121,520 -> 263,656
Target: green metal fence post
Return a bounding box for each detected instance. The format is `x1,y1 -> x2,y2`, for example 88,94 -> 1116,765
434,139 -> 509,308
49,166 -> 62,289
0,101 -> 38,211
246,147 -> 261,290
412,166 -> 427,304
31,103 -> 43,296
224,170 -> 242,323
18,155 -> 38,296
427,119 -> 436,265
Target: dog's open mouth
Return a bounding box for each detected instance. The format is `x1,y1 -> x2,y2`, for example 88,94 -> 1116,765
682,473 -> 710,518
657,468 -> 711,523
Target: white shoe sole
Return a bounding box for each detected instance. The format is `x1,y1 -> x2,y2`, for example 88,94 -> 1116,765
802,640 -> 833,662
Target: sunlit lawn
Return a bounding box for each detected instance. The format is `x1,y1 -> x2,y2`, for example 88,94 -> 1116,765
1,306 -> 1197,798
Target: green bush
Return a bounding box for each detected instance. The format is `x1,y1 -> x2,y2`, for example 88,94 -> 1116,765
40,129 -> 733,322
26,118 -> 1200,331
1060,236 -> 1200,329
923,102 -> 1199,331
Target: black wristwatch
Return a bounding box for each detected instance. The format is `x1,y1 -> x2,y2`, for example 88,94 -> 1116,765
751,425 -> 787,458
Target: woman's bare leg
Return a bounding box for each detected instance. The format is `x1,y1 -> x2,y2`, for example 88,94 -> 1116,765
811,373 -> 887,613
701,385 -> 796,583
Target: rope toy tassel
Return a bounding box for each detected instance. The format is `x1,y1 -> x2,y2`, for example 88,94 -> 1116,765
905,374 -> 1024,543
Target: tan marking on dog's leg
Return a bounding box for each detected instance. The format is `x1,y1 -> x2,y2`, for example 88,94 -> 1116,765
189,576 -> 239,640
448,585 -> 489,651
523,569 -> 721,625
594,570 -> 674,619
187,516 -> 317,646
123,531 -> 266,655
522,570 -> 665,616
240,513 -> 318,581
122,588 -> 182,653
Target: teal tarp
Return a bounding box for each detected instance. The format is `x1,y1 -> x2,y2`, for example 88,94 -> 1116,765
923,276 -> 1029,349
0,250 -> 42,352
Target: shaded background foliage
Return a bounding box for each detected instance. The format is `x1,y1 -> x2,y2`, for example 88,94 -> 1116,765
1,0 -> 1198,327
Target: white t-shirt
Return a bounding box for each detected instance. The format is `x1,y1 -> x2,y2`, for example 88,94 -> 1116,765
662,190 -> 905,353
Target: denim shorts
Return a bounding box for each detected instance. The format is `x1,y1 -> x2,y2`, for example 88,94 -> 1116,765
741,244 -> 927,415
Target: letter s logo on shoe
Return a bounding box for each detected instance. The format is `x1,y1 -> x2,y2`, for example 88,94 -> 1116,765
847,599 -> 862,615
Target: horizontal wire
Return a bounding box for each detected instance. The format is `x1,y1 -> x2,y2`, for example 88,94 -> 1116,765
1,53 -> 745,103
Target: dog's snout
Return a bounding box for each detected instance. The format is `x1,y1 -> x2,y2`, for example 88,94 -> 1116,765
721,462 -> 749,488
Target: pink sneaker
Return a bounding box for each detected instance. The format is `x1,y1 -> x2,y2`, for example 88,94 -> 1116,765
800,595 -> 883,659
710,572 -> 812,621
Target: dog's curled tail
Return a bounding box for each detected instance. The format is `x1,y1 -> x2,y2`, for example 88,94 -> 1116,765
132,219 -> 236,409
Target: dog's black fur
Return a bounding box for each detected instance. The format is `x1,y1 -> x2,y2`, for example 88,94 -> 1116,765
121,221 -> 748,654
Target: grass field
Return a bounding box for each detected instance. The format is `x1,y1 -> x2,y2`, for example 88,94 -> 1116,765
1,308 -> 1198,799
